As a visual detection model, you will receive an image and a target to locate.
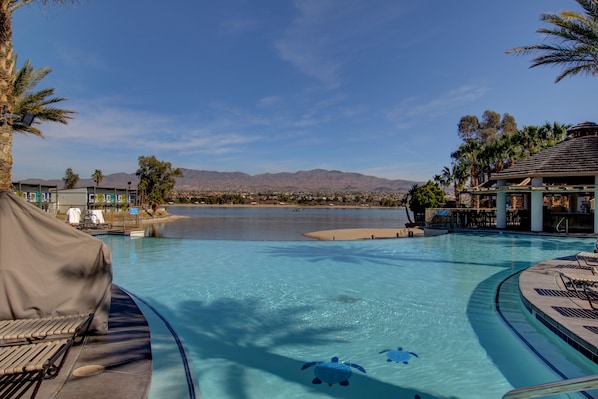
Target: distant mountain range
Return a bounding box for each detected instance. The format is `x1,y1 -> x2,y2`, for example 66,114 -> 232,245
19,168 -> 421,193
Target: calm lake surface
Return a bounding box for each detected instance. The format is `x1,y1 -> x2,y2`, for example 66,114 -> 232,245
148,206 -> 411,240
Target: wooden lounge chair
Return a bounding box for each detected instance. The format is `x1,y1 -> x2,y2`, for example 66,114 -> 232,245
0,314 -> 93,399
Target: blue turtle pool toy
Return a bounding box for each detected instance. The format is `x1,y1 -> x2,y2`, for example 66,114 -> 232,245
301,356 -> 366,386
379,347 -> 418,364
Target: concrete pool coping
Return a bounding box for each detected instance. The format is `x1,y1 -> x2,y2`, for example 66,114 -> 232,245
35,284 -> 152,399
519,256 -> 598,363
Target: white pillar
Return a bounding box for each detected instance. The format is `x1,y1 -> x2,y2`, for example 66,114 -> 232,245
496,180 -> 507,229
531,177 -> 543,232
594,176 -> 598,234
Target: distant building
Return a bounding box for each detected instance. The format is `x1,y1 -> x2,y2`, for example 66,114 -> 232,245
12,182 -> 58,212
52,186 -> 138,215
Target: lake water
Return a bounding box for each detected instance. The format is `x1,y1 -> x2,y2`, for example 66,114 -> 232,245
148,206 -> 411,240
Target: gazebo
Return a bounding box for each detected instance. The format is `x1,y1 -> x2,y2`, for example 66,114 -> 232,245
463,121 -> 598,234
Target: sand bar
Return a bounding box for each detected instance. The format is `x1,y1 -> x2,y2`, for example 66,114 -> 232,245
303,227 -> 425,241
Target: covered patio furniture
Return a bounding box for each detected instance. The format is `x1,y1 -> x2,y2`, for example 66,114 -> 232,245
0,190 -> 112,334
90,209 -> 112,229
64,207 -> 81,226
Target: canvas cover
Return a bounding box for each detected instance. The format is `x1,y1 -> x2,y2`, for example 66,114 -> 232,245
91,209 -> 105,224
0,190 -> 112,333
65,207 -> 81,225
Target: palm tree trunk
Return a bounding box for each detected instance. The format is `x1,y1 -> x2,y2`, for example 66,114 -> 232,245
0,2 -> 15,190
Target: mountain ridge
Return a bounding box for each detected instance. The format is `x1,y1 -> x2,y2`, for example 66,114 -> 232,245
18,168 -> 421,193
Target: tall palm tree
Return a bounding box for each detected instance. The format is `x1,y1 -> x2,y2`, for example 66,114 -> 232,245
0,0 -> 81,190
451,139 -> 483,208
91,169 -> 104,187
12,59 -> 75,136
506,0 -> 598,83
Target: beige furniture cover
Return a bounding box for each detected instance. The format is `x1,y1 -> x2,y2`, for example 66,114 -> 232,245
0,190 -> 112,333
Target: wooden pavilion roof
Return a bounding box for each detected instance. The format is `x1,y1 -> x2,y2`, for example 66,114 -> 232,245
492,135 -> 598,180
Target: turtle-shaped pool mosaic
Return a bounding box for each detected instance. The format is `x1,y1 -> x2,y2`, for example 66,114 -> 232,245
301,356 -> 366,386
379,347 -> 418,364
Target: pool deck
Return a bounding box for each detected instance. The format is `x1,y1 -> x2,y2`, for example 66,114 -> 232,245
27,254 -> 598,399
35,284 -> 152,399
519,255 -> 598,363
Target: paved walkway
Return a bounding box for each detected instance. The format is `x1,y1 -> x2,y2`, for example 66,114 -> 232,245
37,285 -> 152,399
519,256 -> 598,363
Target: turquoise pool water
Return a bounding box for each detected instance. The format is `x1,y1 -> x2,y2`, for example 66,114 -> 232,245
102,232 -> 598,399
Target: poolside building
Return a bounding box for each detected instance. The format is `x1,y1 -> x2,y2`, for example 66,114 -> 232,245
11,182 -> 58,212
52,186 -> 138,215
440,121 -> 598,234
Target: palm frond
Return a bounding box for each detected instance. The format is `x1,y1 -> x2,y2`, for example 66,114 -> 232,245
506,0 -> 598,82
11,58 -> 76,136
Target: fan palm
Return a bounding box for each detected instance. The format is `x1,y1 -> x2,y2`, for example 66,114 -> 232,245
0,0 -> 81,189
12,59 -> 75,136
91,169 -> 104,187
506,0 -> 598,83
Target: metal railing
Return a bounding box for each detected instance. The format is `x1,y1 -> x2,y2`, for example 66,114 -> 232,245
556,216 -> 569,233
502,374 -> 598,398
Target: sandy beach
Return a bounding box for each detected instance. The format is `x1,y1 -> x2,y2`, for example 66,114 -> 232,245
303,227 -> 425,241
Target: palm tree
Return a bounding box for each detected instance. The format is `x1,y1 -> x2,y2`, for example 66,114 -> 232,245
400,184 -> 418,225
12,59 -> 75,136
92,169 -> 104,187
437,163 -> 469,208
451,162 -> 469,208
0,0 -> 82,190
451,139 -> 483,208
506,0 -> 598,83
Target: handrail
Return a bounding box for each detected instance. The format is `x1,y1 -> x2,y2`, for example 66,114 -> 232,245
556,217 -> 568,233
502,374 -> 598,399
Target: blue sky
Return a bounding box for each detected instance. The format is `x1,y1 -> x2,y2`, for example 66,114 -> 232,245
10,0 -> 596,183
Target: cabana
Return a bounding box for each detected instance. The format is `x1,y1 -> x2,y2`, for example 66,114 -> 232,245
0,190 -> 112,334
463,122 -> 598,234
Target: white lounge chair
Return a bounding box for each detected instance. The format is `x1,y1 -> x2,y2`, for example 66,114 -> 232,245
575,251 -> 598,268
559,270 -> 598,299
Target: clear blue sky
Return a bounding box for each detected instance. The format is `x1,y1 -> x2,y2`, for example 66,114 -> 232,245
10,0 -> 596,183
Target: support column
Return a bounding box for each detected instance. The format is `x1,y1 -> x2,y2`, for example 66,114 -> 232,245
496,180 -> 507,229
531,177 -> 543,232
594,176 -> 598,234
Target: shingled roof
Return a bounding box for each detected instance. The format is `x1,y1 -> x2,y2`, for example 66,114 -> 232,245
492,135 -> 598,180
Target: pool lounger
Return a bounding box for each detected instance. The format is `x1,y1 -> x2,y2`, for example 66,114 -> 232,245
583,285 -> 598,311
0,339 -> 72,399
558,271 -> 598,299
576,251 -> 598,268
0,313 -> 93,345
0,313 -> 94,399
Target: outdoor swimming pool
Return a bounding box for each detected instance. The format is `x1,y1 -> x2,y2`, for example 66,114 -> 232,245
102,230 -> 598,399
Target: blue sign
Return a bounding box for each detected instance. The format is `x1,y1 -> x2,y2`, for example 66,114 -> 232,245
129,207 -> 139,215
